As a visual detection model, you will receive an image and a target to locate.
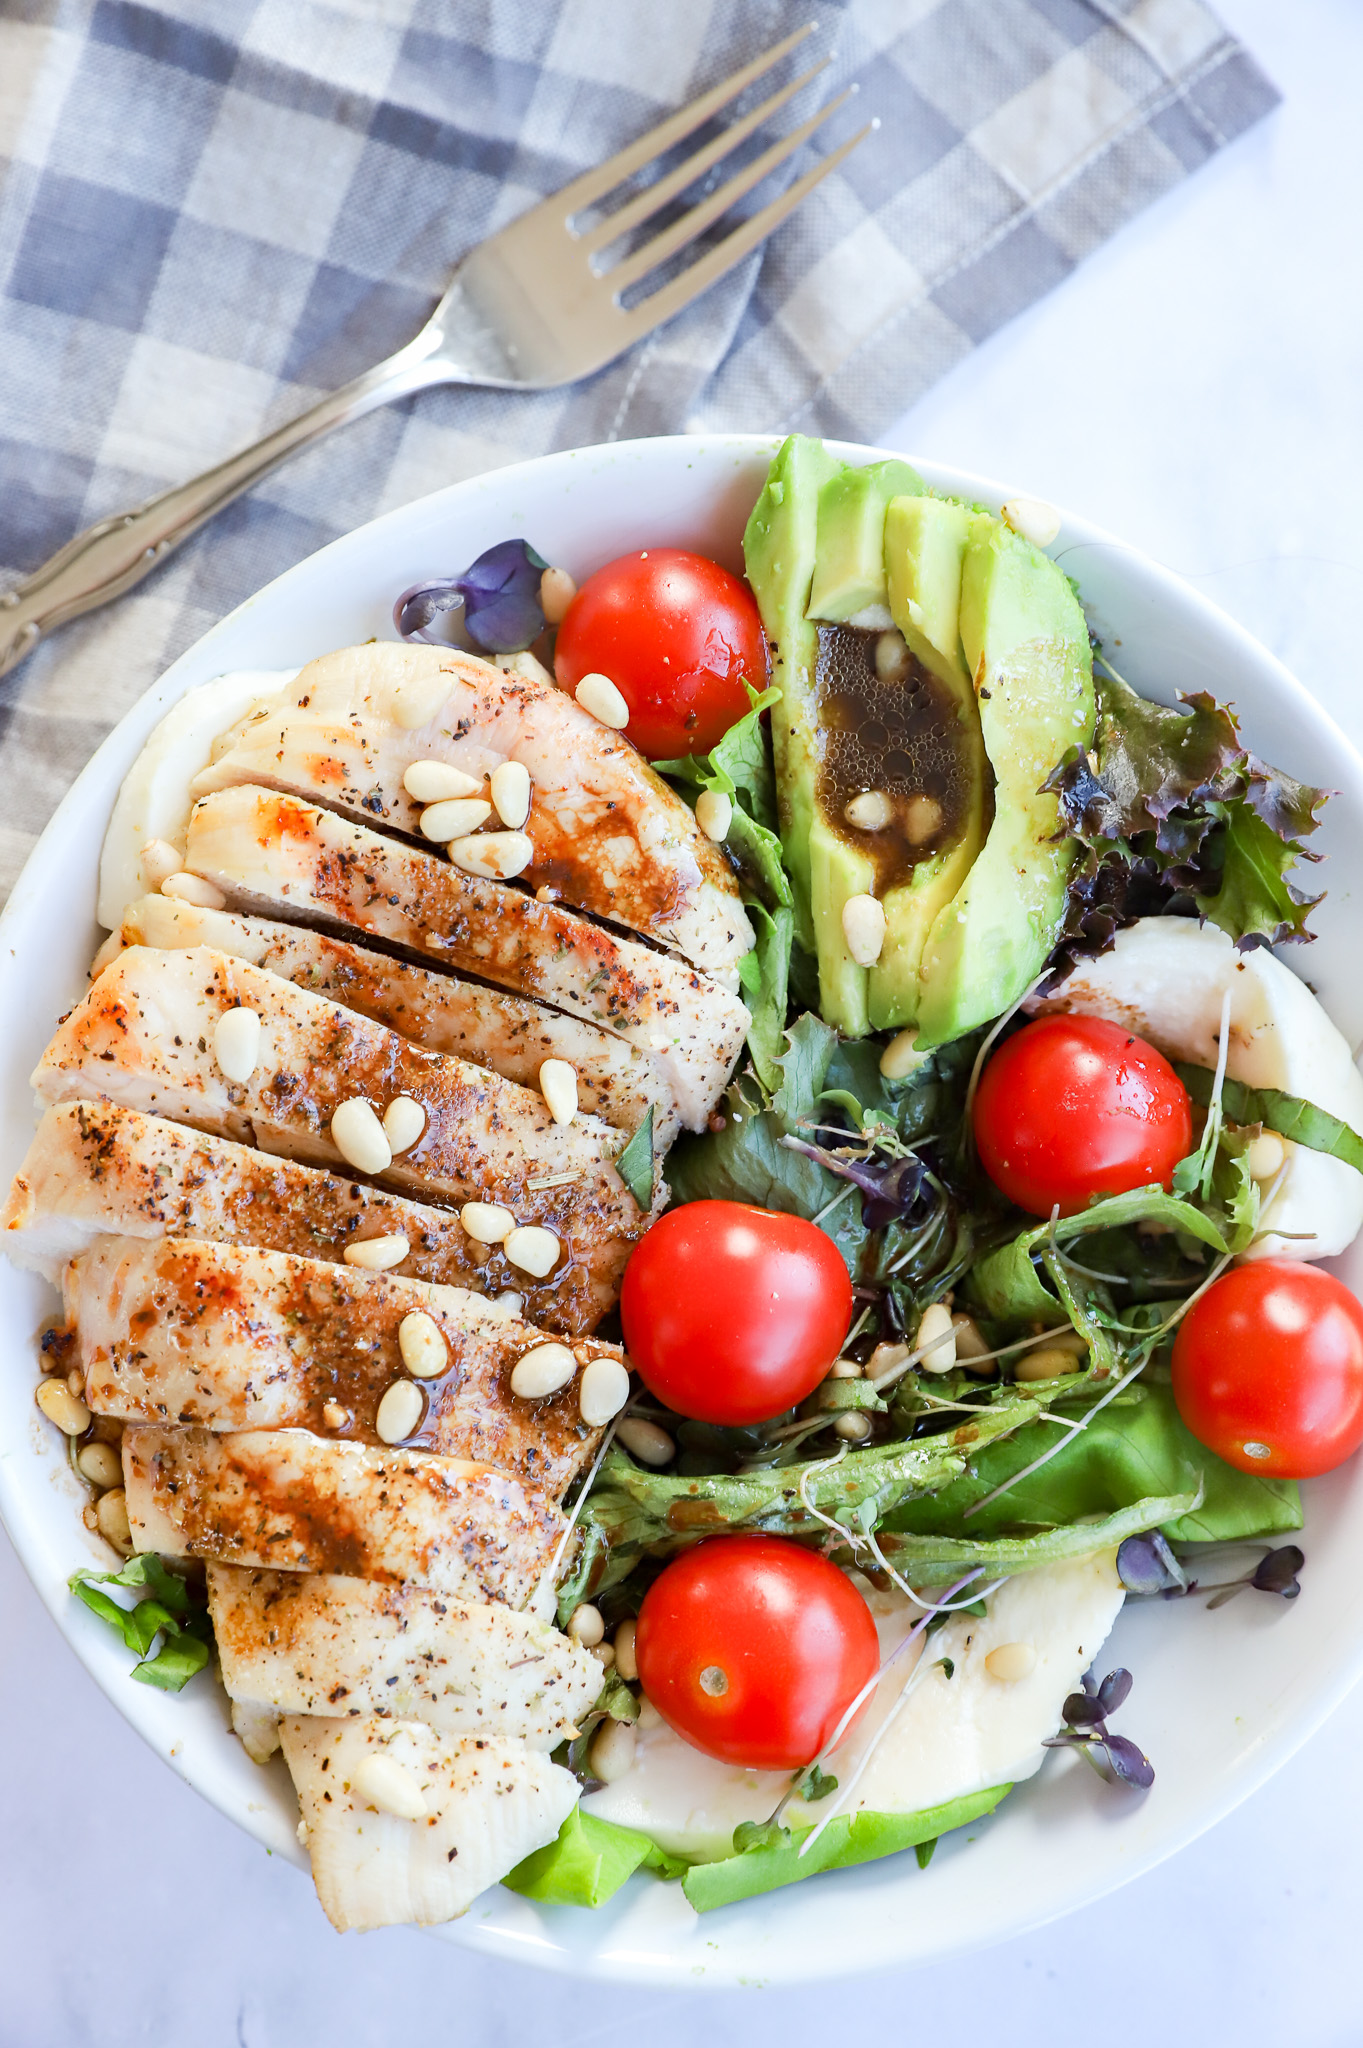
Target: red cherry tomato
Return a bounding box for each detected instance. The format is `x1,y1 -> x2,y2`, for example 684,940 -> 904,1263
620,1200 -> 852,1425
553,547 -> 768,758
1171,1259 -> 1363,1477
972,1014 -> 1193,1218
635,1535 -> 880,1769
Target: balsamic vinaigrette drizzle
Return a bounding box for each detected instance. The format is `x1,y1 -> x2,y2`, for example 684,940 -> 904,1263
813,625 -> 984,894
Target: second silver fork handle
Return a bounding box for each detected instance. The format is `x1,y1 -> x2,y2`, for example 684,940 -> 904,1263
0,328 -> 457,681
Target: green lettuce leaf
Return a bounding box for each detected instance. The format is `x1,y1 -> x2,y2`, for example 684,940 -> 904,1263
883,1380 -> 1300,1546
966,1187 -> 1229,1324
69,1552 -> 213,1692
681,1786 -> 1010,1912
1176,1062 -> 1363,1172
503,1807 -> 688,1907
741,902 -> 794,1092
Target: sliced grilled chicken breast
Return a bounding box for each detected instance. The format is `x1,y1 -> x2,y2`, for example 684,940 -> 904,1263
191,641 -> 752,982
123,1426 -> 568,1608
70,1235 -> 614,1497
118,893 -> 673,1144
32,948 -> 650,1306
282,1715 -> 578,1930
3,1103 -> 606,1335
183,786 -> 747,1132
208,1566 -> 599,1746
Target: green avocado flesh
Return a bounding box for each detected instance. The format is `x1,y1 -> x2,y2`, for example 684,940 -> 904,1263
743,436 -> 1094,1043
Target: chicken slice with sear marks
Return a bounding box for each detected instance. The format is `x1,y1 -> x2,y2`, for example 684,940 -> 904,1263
282,1714 -> 578,1929
67,1235 -> 618,1497
191,640 -> 753,983
123,1425 -> 569,1609
183,785 -> 747,1133
117,891 -> 674,1145
3,1102 -> 605,1336
32,947 -> 652,1310
208,1566 -> 599,1748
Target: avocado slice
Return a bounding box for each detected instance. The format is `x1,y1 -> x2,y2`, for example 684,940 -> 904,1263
866,497 -> 989,1029
913,516 -> 1094,1048
807,459 -> 924,624
743,434 -> 840,955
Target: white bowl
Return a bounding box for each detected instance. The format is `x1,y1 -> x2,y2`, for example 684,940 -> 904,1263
2,434 -> 1361,1987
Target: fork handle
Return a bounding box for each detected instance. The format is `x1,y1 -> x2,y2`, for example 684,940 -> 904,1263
0,332 -> 451,680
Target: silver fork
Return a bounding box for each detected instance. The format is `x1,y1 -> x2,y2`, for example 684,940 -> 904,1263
0,23 -> 869,680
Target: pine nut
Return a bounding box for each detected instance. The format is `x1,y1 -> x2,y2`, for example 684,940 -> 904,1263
403,759 -> 482,802
915,1301 -> 957,1374
827,1356 -> 863,1379
390,674 -> 452,730
985,1641 -> 1037,1683
375,1378 -> 423,1443
575,673 -> 630,729
1049,1328 -> 1090,1358
880,1029 -> 928,1080
396,1311 -> 446,1381
510,1342 -> 576,1400
460,1201 -> 515,1244
1247,1131 -> 1286,1181
77,1441 -> 122,1490
539,1058 -> 579,1126
591,1642 -> 616,1669
951,1313 -> 991,1368
420,797 -> 493,842
490,760 -> 532,830
343,1233 -> 409,1272
540,565 -> 577,624
96,1487 -> 132,1551
903,795 -> 943,846
161,871 -> 226,910
352,1751 -> 428,1820
590,1718 -> 637,1783
1002,497 -> 1062,549
841,893 -> 886,968
868,1340 -> 911,1379
89,932 -> 124,979
580,1356 -> 630,1426
1015,1346 -> 1082,1381
834,1411 -> 872,1442
82,1502 -> 99,1532
504,1225 -> 561,1277
68,1368 -> 86,1399
615,1416 -> 675,1466
695,790 -> 732,842
331,1098 -> 392,1175
382,1096 -> 426,1154
140,837 -> 182,887
494,1290 -> 525,1319
213,1006 -> 261,1084
844,790 -> 894,833
567,1603 -> 604,1647
447,829 -> 533,880
322,1401 -> 351,1430
637,1698 -> 663,1731
36,1378 -> 90,1434
875,630 -> 912,682
614,1619 -> 639,1682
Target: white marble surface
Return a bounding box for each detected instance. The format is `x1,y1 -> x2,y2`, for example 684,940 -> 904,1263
4,2 -> 1361,2040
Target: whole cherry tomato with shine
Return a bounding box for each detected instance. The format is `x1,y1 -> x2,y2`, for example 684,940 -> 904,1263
553,547 -> 768,758
635,1534 -> 880,1770
1172,1258 -> 1363,1477
972,1013 -> 1193,1217
620,1200 -> 852,1425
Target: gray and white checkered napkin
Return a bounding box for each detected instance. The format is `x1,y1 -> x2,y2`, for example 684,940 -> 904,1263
0,0 -> 1277,904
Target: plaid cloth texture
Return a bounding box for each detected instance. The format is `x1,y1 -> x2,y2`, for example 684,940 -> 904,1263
0,0 -> 1277,904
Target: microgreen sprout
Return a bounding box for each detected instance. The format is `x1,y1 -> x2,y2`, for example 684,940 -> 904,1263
1117,1536 -> 1304,1607
1042,1667 -> 1154,1790
394,537 -> 549,654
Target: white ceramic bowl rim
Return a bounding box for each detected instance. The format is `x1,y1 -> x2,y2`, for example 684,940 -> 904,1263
2,433 -> 1363,1988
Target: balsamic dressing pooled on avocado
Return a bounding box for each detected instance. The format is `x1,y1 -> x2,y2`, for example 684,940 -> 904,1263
814,624 -> 978,894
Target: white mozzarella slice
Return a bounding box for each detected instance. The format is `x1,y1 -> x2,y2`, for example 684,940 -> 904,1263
1028,917 -> 1363,1261
97,669 -> 298,928
583,1554 -> 1124,1860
